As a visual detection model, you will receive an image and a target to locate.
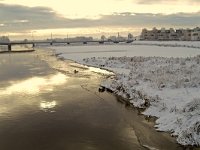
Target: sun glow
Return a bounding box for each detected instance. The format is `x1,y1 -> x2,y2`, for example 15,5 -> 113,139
1,0 -> 199,18
5,27 -> 141,40
0,0 -> 199,40
0,73 -> 67,95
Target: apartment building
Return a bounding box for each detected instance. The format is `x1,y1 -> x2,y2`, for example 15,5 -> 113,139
140,28 -> 158,40
140,27 -> 200,41
191,27 -> 200,41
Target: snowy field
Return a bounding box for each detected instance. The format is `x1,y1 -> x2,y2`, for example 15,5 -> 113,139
49,42 -> 200,146
53,44 -> 200,61
133,41 -> 200,49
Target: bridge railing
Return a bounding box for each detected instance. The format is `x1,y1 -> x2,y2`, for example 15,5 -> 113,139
0,39 -> 134,52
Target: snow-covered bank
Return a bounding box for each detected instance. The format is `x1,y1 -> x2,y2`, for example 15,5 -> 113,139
53,44 -> 200,60
51,43 -> 200,146
133,41 -> 200,49
81,56 -> 200,146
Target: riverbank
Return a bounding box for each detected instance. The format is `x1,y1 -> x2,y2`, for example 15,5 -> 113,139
51,43 -> 200,147
81,55 -> 200,146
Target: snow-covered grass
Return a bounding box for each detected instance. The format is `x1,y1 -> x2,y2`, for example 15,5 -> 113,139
81,56 -> 200,146
50,42 -> 200,146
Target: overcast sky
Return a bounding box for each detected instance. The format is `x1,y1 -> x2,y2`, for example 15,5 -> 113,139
0,0 -> 200,39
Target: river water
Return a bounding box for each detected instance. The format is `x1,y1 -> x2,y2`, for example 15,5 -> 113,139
0,51 -> 190,150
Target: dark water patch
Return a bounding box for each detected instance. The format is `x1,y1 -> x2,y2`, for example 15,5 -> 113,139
0,53 -> 55,83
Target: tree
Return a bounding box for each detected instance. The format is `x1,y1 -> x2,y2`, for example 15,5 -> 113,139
101,35 -> 106,41
128,33 -> 133,40
23,39 -> 28,43
0,36 -> 10,43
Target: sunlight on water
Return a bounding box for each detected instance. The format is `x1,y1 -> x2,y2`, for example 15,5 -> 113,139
0,73 -> 68,95
88,66 -> 113,75
40,101 -> 57,112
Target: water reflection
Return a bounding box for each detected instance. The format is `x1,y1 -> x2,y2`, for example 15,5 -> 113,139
88,66 -> 113,75
0,73 -> 67,96
40,101 -> 57,112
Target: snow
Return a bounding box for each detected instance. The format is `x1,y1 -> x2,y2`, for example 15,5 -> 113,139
133,41 -> 200,49
52,44 -> 200,60
48,41 -> 200,146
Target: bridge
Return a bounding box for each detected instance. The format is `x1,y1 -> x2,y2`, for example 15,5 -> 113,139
0,39 -> 134,52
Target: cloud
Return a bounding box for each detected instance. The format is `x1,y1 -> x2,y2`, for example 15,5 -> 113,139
101,12 -> 200,27
136,0 -> 200,4
0,3 -> 200,33
0,4 -> 70,31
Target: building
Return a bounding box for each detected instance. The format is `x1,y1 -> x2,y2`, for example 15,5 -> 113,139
168,28 -> 179,40
140,28 -> 158,40
191,31 -> 200,41
140,27 -> 200,41
157,28 -> 170,40
191,27 -> 200,41
179,29 -> 192,41
141,27 -> 176,41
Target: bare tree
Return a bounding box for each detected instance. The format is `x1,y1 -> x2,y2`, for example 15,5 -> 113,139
128,33 -> 133,40
101,35 -> 106,41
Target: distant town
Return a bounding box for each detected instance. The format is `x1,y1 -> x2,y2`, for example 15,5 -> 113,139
0,27 -> 200,43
